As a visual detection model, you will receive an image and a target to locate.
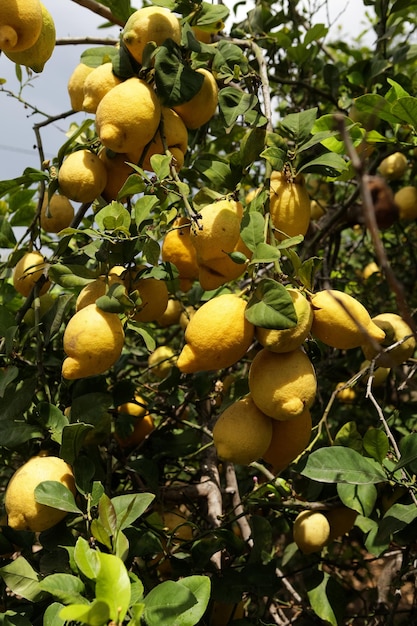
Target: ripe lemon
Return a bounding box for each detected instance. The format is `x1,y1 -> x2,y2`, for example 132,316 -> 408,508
173,68 -> 218,130
135,107 -> 188,172
360,359 -> 390,387
310,200 -> 325,221
148,345 -> 177,378
325,506 -> 357,543
161,217 -> 200,286
62,303 -> 125,379
394,185 -> 417,221
98,149 -> 135,203
362,261 -> 380,280
122,6 -> 181,65
40,193 -> 74,233
293,510 -> 331,554
13,251 -> 50,297
179,305 -> 196,329
255,288 -> 313,353
82,61 -> 123,113
95,77 -> 161,155
23,292 -> 55,326
67,62 -> 94,111
115,396 -> 154,448
335,382 -> 357,404
177,293 -> 255,373
5,455 -> 76,532
262,408 -> 312,473
361,312 -> 416,367
4,3 -> 55,73
310,289 -> 386,350
195,235 -> 252,291
157,298 -> 182,327
75,269 -> 126,311
190,199 -> 244,262
125,266 -> 169,323
58,149 -> 108,204
213,394 -> 273,465
269,171 -> 311,240
248,347 -> 317,420
0,0 -> 43,53
378,152 -> 408,180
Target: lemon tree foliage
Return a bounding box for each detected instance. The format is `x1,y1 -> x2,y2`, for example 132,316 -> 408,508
1,0 -> 417,624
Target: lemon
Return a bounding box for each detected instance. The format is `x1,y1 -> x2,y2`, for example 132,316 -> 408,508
4,3 -> 55,72
161,217 -> 200,286
157,298 -> 182,327
179,305 -> 196,329
190,199 -> 244,262
310,289 -> 386,350
62,303 -> 125,379
58,149 -> 108,204
40,193 -> 74,233
148,345 -> 177,378
310,200 -> 326,221
361,312 -> 416,367
262,408 -> 312,473
13,251 -> 50,297
75,269 -> 126,311
325,506 -> 357,543
362,261 -> 380,280
213,394 -> 273,465
134,107 -> 188,172
23,292 -> 55,326
255,288 -> 313,353
378,152 -> 408,180
162,506 -> 193,541
67,62 -> 94,111
248,347 -> 317,420
177,293 -> 255,373
125,266 -> 169,323
394,185 -> 417,221
360,359 -> 390,387
269,171 -> 311,240
115,396 -> 154,448
122,6 -> 181,65
0,0 -> 43,52
95,77 -> 161,155
293,510 -> 331,554
173,68 -> 218,130
82,61 -> 123,113
196,235 -> 252,291
98,149 -> 135,203
335,382 -> 357,404
5,455 -> 76,532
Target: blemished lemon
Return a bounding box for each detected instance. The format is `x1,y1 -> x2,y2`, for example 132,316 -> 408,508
173,68 -> 218,130
157,298 -> 182,327
95,77 -> 161,155
378,152 -> 408,180
122,6 -> 181,65
40,193 -> 74,233
82,61 -> 123,113
13,251 -> 50,297
115,395 -> 154,448
269,171 -> 311,240
310,289 -> 386,350
394,185 -> 417,221
58,149 -> 108,204
255,288 -> 313,353
75,269 -> 126,311
161,217 -> 200,285
62,303 -> 125,379
248,347 -> 317,420
325,506 -> 357,543
67,62 -> 94,111
0,0 -> 43,53
213,394 -> 273,465
125,266 -> 169,323
98,149 -> 135,203
262,408 -> 312,473
5,455 -> 76,532
148,345 -> 177,378
293,510 -> 331,554
134,107 -> 188,172
4,3 -> 55,72
177,294 -> 255,373
361,312 -> 416,367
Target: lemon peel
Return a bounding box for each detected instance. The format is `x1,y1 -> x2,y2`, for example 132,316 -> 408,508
269,171 -> 311,240
325,506 -> 358,543
13,251 -> 50,297
148,345 -> 177,378
293,510 -> 330,554
378,152 -> 408,180
361,312 -> 416,367
134,107 -> 188,172
75,270 -> 125,311
157,298 -> 182,327
58,149 -> 107,204
4,3 -> 55,72
161,217 -> 199,286
67,63 -> 94,111
173,68 -> 218,130
394,185 -> 417,221
82,62 -> 123,113
122,6 -> 181,65
40,193 -> 74,233
115,395 -> 153,448
0,0 -> 43,53
262,408 -> 312,473
98,149 -> 135,203
125,266 -> 169,323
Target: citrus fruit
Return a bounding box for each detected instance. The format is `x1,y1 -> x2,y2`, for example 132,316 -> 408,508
161,217 -> 200,287
262,408 -> 312,473
195,236 -> 252,291
82,61 -> 123,113
58,149 -> 107,204
213,394 -> 273,465
248,347 -> 317,420
325,506 -> 357,542
40,193 -> 74,233
335,382 -> 357,403
13,251 -> 50,297
176,294 -> 255,373
310,200 -> 325,220
136,107 -> 188,172
67,62 -> 94,111
173,68 -> 218,130
362,261 -> 380,280
5,455 -> 76,532
310,289 -> 386,350
378,152 -> 408,180
360,359 -> 390,387
255,288 -> 313,353
269,170 -> 311,240
23,292 -> 55,326
293,510 -> 330,554
0,0 -> 43,53
190,199 -> 244,262
62,303 -> 124,379
125,266 -> 169,323
4,3 -> 55,72
115,395 -> 154,448
394,185 -> 417,221
75,268 -> 126,311
122,6 -> 181,65
361,312 -> 416,367
148,345 -> 177,378
157,298 -> 182,327
98,149 -> 135,203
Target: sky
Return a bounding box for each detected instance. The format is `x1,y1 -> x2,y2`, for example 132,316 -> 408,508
0,0 -> 374,182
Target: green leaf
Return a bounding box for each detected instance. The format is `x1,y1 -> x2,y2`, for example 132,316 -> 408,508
61,423 -> 95,465
174,576 -> 211,626
298,152 -> 348,177
36,403 -> 69,444
74,537 -> 101,580
95,202 -> 131,233
391,96 -> 417,129
112,493 -> 155,531
301,447 -> 387,484
43,602 -> 66,626
218,87 -> 258,128
260,146 -> 287,170
143,580 -> 197,626
154,41 -> 204,106
193,155 -> 233,188
59,600 -> 110,626
48,264 -> 96,289
39,573 -> 87,604
334,421 -> 363,452
0,366 -> 18,398
394,433 -> 417,471
0,557 -> 46,602
240,211 -> 265,253
0,216 -> 16,247
193,2 -> 229,27
34,481 -> 82,514
277,108 -> 318,144
245,279 -> 297,329
96,552 -> 131,621
352,94 -> 402,126
363,429 -> 389,464
134,195 -> 159,229
307,570 -> 345,626
91,518 -> 112,550
337,482 -> 377,517
98,492 -> 118,537
127,321 -> 156,351
80,45 -> 120,68
249,242 -> 281,265
240,128 -> 267,169
378,503 -> 417,541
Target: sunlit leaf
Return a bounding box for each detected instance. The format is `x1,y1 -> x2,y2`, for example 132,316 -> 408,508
96,552 -> 131,621
302,447 -> 387,484
245,279 -> 297,329
35,481 -> 82,514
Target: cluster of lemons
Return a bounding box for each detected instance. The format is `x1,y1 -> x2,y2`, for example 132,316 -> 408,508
378,151 -> 417,221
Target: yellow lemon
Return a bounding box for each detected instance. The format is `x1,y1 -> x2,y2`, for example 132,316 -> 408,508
148,345 -> 177,378
82,61 -> 123,113
248,348 -> 317,420
362,261 -> 380,280
179,305 -> 196,329
161,217 -> 200,286
134,107 -> 188,172
98,149 -> 135,203
125,266 -> 169,323
213,394 -> 273,465
269,171 -> 311,240
40,193 -> 74,233
62,303 -> 125,379
95,77 -> 161,155
4,3 -> 55,72
310,200 -> 326,221
378,152 -> 408,180
157,298 -> 182,327
122,6 -> 181,65
173,68 -> 218,130
190,199 -> 244,262
361,312 -> 416,367
115,395 -> 154,448
58,149 -> 107,204
335,382 -> 357,404
360,359 -> 390,387
325,506 -> 357,543
255,288 -> 313,353
310,289 -> 386,350
394,185 -> 417,221
5,455 -> 76,532
195,235 -> 252,291
75,269 -> 126,311
262,408 -> 312,473
13,251 -> 50,297
0,0 -> 43,52
67,62 -> 94,111
23,292 -> 55,326
293,510 -> 331,554
177,294 -> 255,373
